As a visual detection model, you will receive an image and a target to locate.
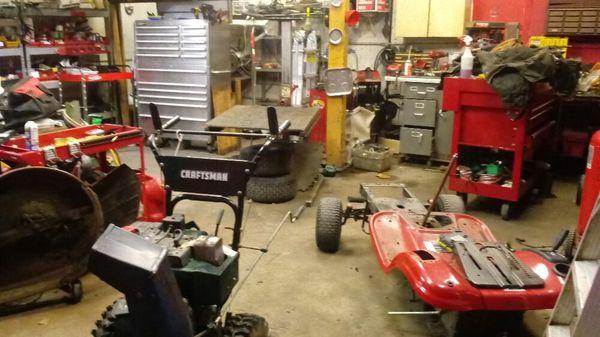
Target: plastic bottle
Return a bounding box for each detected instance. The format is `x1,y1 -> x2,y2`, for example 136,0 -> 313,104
24,121 -> 39,151
460,35 -> 474,79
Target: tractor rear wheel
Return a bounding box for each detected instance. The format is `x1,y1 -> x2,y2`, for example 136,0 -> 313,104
316,197 -> 343,253
434,194 -> 466,213
91,298 -> 133,337
247,174 -> 297,203
222,313 -> 269,337
445,310 -> 524,337
240,143 -> 292,177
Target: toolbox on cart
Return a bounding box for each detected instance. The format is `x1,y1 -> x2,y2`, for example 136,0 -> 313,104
443,78 -> 556,220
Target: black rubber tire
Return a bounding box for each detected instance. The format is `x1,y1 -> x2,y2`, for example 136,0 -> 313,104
501,202 -> 517,221
434,194 -> 466,213
91,298 -> 134,337
316,197 -> 343,253
223,313 -> 269,337
66,280 -> 83,304
246,174 -> 297,203
561,229 -> 577,261
240,143 -> 292,177
452,310 -> 524,337
576,174 -> 585,206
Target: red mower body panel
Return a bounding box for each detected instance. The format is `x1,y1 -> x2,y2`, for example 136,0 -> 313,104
370,211 -> 564,312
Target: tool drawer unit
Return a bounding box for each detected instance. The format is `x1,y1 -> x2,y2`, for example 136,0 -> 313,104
443,78 -> 556,219
134,18 -> 230,142
386,76 -> 454,161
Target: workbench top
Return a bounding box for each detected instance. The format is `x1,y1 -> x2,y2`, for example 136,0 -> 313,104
207,105 -> 320,136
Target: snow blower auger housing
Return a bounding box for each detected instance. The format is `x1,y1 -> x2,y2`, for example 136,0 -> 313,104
315,183 -> 568,337
88,104 -> 290,337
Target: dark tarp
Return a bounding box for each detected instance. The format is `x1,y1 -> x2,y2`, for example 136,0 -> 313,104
477,47 -> 579,108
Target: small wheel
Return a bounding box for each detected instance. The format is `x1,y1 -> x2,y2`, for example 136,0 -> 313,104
316,197 -> 343,253
434,194 -> 466,213
501,203 -> 515,221
92,298 -> 134,337
223,313 -> 269,337
67,280 -> 83,304
540,170 -> 554,197
576,174 -> 585,206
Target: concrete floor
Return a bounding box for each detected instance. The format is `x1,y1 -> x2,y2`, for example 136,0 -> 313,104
0,147 -> 580,337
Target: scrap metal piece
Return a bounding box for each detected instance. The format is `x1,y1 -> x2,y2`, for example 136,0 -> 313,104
91,164 -> 141,228
451,236 -> 545,289
325,68 -> 353,96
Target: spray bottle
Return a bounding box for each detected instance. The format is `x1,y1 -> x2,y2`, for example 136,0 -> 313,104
460,35 -> 474,79
24,121 -> 39,151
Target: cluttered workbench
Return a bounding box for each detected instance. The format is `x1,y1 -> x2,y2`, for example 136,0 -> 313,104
207,105 -> 320,137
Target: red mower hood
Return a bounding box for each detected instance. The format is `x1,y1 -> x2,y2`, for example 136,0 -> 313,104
369,210 -> 565,311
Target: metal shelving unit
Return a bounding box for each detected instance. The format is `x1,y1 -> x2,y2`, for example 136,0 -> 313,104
0,3 -> 132,123
0,4 -> 111,73
0,7 -> 109,18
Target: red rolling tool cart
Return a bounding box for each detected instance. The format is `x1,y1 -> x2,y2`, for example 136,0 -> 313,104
443,78 -> 556,220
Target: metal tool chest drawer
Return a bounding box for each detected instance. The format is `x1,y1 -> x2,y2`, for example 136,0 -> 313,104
401,99 -> 437,127
400,127 -> 433,156
402,82 -> 441,100
134,18 -> 229,142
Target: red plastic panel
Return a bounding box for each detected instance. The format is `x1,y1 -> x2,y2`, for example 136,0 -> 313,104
369,210 -> 564,311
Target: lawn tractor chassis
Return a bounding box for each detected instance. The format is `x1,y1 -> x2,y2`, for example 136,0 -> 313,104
316,183 -> 567,337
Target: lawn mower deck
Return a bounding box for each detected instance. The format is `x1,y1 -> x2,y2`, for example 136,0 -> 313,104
316,183 -> 567,336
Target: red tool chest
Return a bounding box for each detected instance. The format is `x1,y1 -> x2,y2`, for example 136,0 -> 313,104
443,78 -> 556,219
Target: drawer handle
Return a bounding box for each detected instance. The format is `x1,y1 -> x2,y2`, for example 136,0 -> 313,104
411,131 -> 423,143
426,87 -> 436,93
414,103 -> 425,109
413,112 -> 425,117
417,91 -> 427,95
409,86 -> 418,92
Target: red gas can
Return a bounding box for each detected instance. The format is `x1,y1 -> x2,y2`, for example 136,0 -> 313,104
578,131 -> 600,236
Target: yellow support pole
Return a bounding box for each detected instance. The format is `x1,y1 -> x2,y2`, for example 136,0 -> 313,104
326,0 -> 349,168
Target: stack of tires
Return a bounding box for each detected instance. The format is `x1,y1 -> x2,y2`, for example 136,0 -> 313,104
241,142 -> 297,203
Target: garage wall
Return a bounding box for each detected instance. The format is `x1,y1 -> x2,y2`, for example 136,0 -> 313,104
348,15 -> 389,70
472,0 -> 549,43
473,0 -> 600,63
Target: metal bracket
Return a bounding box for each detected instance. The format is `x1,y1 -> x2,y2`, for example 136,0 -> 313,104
325,67 -> 353,96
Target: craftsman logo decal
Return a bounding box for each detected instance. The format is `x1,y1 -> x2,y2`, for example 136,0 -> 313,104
180,170 -> 229,182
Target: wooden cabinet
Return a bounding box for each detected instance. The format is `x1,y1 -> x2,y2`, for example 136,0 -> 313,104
429,0 -> 471,37
393,0 -> 471,40
392,0 -> 430,37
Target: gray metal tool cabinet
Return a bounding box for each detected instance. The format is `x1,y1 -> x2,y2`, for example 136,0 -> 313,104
134,18 -> 230,143
386,76 -> 454,162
